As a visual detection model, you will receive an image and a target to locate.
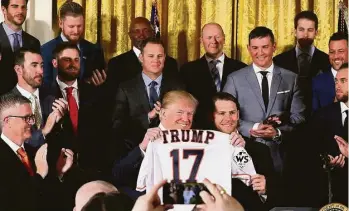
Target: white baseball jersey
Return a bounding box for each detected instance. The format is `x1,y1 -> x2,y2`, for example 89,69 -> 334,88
136,129 -> 257,204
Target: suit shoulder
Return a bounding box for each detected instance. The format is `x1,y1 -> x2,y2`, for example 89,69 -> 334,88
273,48 -> 294,61
108,51 -> 131,64
23,31 -> 40,43
225,57 -> 247,68
277,66 -> 297,77
118,76 -> 140,89
315,48 -> 329,57
180,59 -> 203,73
228,65 -> 250,77
41,38 -> 59,49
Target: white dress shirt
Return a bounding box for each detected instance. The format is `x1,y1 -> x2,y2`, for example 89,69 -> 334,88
1,133 -> 24,154
252,63 -> 274,96
133,46 -> 141,60
16,84 -> 43,118
340,102 -> 348,126
205,53 -> 225,80
56,77 -> 80,108
331,67 -> 338,79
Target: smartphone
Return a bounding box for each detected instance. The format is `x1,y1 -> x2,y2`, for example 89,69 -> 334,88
163,182 -> 210,204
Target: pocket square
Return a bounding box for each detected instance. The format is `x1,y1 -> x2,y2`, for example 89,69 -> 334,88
277,90 -> 290,94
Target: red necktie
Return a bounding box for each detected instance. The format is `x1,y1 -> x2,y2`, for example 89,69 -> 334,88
17,147 -> 35,176
65,87 -> 79,136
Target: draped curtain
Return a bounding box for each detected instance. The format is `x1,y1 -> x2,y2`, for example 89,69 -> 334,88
56,0 -> 342,65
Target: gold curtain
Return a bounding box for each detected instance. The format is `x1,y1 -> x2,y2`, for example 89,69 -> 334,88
56,0 -> 340,65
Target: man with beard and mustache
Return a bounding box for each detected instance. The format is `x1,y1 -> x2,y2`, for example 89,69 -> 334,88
7,48 -> 68,148
41,1 -> 106,87
274,11 -> 330,116
106,17 -> 179,95
312,32 -> 348,112
0,0 -> 41,96
306,63 -> 348,207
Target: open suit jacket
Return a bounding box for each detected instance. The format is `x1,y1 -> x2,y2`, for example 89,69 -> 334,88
0,22 -> 40,95
312,70 -> 336,112
223,65 -> 306,172
41,35 -> 105,86
180,55 -> 246,129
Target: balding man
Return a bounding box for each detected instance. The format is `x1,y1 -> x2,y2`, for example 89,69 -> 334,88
74,180 -> 118,211
180,22 -> 246,129
106,17 -> 179,93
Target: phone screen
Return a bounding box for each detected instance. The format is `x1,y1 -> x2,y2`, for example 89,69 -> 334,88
163,182 -> 210,204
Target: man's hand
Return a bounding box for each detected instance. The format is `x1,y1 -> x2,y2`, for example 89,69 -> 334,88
196,178 -> 244,211
148,101 -> 161,120
328,154 -> 346,168
86,69 -> 107,86
250,124 -> 277,139
35,144 -> 49,179
42,99 -> 68,136
56,148 -> 74,177
229,132 -> 246,147
132,180 -> 172,211
52,98 -> 68,118
251,174 -> 266,195
335,135 -> 348,158
140,127 -> 163,151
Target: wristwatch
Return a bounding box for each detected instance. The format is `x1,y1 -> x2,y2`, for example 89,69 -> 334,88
272,132 -> 280,141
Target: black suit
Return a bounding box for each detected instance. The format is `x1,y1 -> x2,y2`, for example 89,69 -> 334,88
0,139 -> 46,211
273,47 -> 330,116
106,50 -> 179,93
180,55 -> 246,128
0,22 -> 40,96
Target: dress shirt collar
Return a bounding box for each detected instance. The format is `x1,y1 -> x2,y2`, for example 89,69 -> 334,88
296,45 -> 315,57
60,33 -> 80,49
142,72 -> 162,87
16,84 -> 39,100
331,67 -> 338,79
2,22 -> 23,36
56,77 -> 78,91
340,102 -> 348,114
159,123 -> 166,130
133,46 -> 141,59
252,63 -> 274,75
1,133 -> 24,154
205,53 -> 225,64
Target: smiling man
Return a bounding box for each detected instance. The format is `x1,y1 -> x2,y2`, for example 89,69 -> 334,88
0,0 -> 41,95
180,23 -> 246,129
223,26 -> 305,174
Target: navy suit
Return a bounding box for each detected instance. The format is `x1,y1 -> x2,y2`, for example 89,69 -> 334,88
312,71 -> 335,112
0,22 -> 41,95
41,36 -> 105,86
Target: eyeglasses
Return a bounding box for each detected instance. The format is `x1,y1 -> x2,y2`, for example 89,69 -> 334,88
5,114 -> 36,124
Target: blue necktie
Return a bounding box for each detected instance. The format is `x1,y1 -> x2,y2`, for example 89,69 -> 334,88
12,33 -> 20,52
209,60 -> 221,92
149,81 -> 158,109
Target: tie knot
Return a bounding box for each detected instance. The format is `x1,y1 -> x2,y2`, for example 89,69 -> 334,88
17,147 -> 27,158
149,81 -> 158,88
299,52 -> 310,58
210,60 -> 219,66
65,87 -> 74,95
260,71 -> 268,77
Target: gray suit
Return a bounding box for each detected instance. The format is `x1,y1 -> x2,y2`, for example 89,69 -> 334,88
223,65 -> 306,172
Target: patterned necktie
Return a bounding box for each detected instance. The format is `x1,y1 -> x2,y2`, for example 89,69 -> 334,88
260,71 -> 269,110
31,94 -> 42,129
12,33 -> 20,52
298,52 -> 310,77
65,87 -> 79,136
149,81 -> 159,109
17,147 -> 34,176
209,60 -> 221,92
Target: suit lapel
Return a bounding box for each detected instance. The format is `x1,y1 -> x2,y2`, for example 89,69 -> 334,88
135,74 -> 151,111
199,56 -> 217,91
0,23 -> 12,53
290,48 -> 299,73
246,66 -> 266,113
221,56 -> 230,89
266,67 -> 282,116
127,50 -> 142,74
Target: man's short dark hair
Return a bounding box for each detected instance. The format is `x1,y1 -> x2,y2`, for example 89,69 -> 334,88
1,0 -> 28,8
340,63 -> 348,70
81,192 -> 133,211
212,92 -> 240,111
59,1 -> 84,19
329,32 -> 348,45
53,42 -> 80,59
14,47 -> 41,66
294,11 -> 318,30
0,93 -> 31,127
248,26 -> 275,45
140,38 -> 165,53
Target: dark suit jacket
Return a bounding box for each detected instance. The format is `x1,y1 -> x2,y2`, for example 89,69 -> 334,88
106,49 -> 179,93
306,102 -> 348,206
312,70 -> 335,112
273,47 -> 330,116
112,73 -> 184,154
0,139 -> 45,211
0,22 -> 40,96
180,55 -> 247,129
41,35 -> 105,86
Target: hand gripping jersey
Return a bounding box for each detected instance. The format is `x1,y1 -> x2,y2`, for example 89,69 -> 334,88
136,129 -> 257,202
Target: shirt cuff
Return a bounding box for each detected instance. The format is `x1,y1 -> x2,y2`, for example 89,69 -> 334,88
260,194 -> 267,202
252,123 -> 260,130
139,146 -> 146,156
